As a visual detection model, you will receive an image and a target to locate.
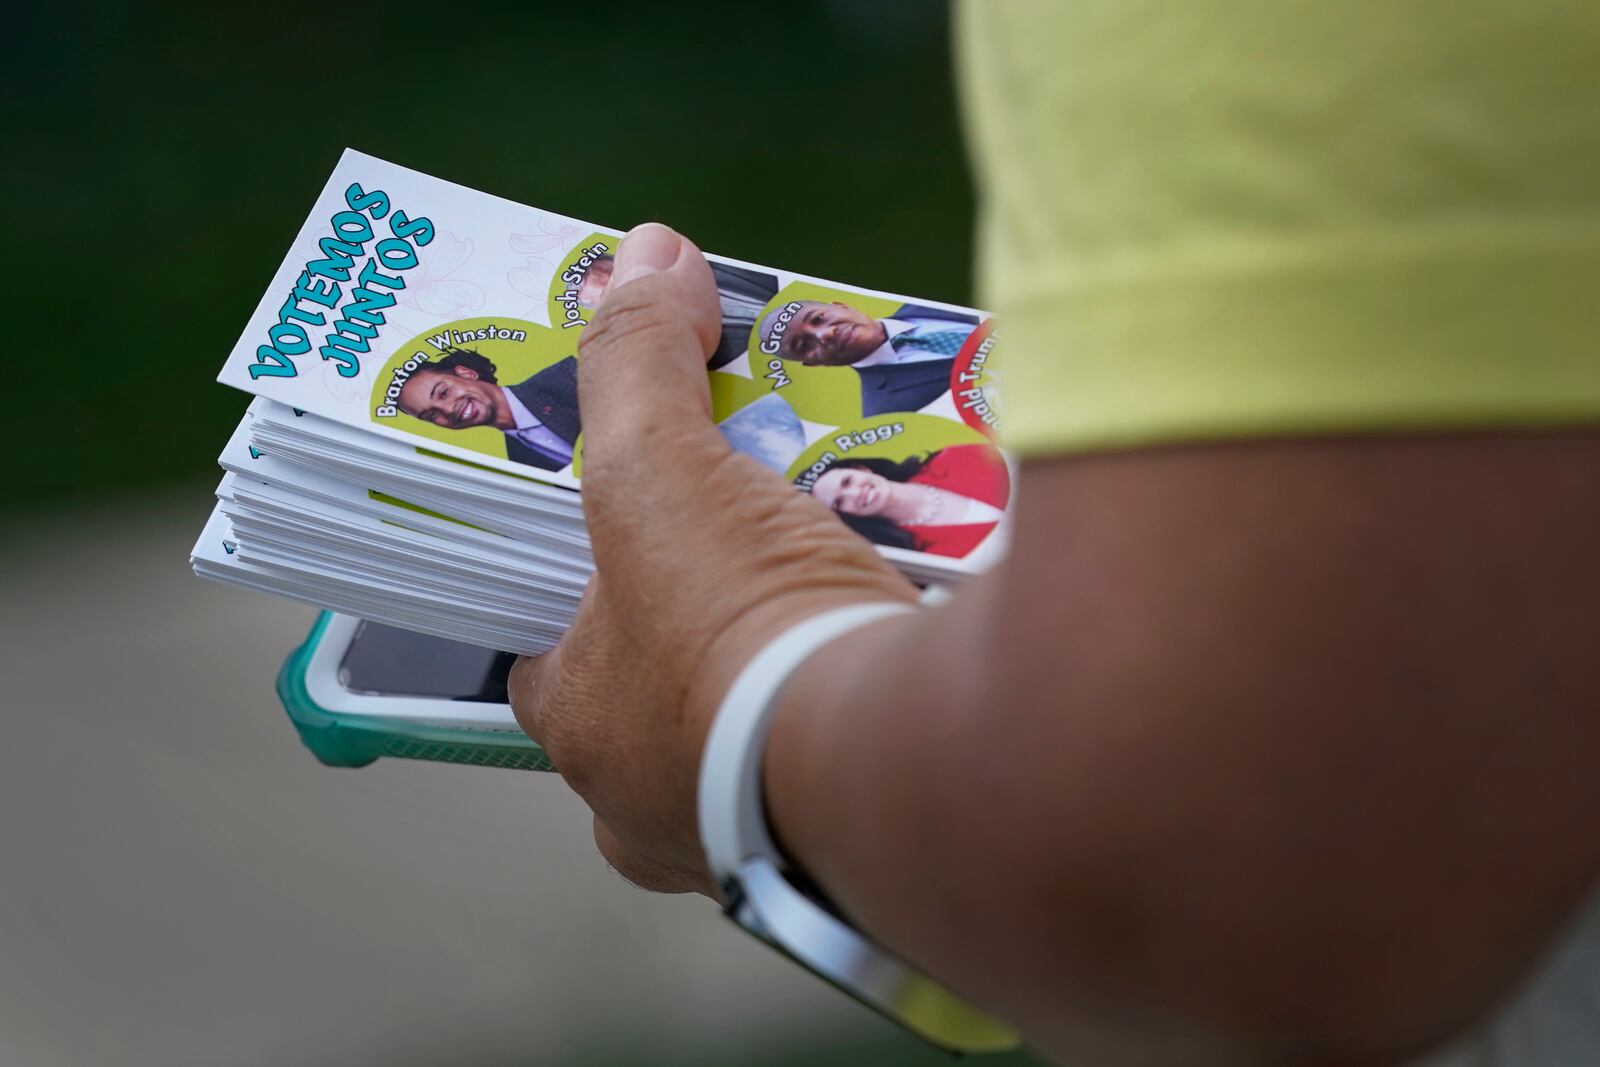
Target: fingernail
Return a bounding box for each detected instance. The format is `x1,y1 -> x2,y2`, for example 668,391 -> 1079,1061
609,222 -> 681,291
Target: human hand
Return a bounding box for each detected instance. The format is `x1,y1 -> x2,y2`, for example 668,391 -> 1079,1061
509,223 -> 918,896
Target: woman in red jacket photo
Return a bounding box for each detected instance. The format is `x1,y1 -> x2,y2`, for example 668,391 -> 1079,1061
809,442 -> 1010,558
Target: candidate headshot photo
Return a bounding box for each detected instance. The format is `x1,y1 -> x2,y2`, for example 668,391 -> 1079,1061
395,348 -> 580,472
577,253 -> 779,371
809,442 -> 1009,559
757,298 -> 979,417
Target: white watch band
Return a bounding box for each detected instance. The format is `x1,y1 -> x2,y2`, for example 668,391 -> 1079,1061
698,601 -> 914,876
696,599 -> 1018,1054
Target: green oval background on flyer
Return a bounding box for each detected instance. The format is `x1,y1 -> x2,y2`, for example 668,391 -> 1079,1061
368,316 -> 585,474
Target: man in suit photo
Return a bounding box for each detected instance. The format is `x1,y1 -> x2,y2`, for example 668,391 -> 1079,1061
756,299 -> 979,416
395,348 -> 580,471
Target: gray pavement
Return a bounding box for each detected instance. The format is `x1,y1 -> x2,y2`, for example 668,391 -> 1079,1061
0,490 -> 883,1066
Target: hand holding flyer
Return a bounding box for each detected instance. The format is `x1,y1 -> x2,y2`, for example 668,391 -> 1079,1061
194,150 -> 1012,651
188,158 -> 1017,1044
507,223 -> 918,893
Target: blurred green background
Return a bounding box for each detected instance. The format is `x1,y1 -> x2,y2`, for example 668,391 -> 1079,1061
8,0 -> 975,507
2,2 -> 1043,1065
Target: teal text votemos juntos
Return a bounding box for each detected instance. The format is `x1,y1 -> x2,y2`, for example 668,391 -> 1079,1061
248,184 -> 434,381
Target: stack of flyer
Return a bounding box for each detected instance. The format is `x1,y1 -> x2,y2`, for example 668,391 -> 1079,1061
194,151 -> 1009,655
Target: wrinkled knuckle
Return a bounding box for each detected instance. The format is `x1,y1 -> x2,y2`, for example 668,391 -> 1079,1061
509,645 -> 585,758
507,654 -> 549,734
584,420 -> 728,519
582,406 -> 701,484
540,676 -> 610,795
507,653 -> 540,699
579,283 -> 697,367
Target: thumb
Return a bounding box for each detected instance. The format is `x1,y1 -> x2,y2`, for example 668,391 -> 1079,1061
576,223 -> 729,487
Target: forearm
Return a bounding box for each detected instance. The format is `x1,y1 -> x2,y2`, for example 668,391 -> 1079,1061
761,432 -> 1600,1064
514,225 -> 1600,1062
757,524 -> 1216,1059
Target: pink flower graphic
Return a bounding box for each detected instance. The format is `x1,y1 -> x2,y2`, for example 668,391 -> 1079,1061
400,231 -> 486,317
507,223 -> 585,299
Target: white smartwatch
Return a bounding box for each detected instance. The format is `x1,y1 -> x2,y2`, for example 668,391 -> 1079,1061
697,602 -> 1020,1054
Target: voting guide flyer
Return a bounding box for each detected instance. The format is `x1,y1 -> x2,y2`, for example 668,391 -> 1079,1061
219,150 -> 1009,571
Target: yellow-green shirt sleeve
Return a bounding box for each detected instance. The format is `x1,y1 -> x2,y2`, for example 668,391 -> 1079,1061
958,1 -> 1600,456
